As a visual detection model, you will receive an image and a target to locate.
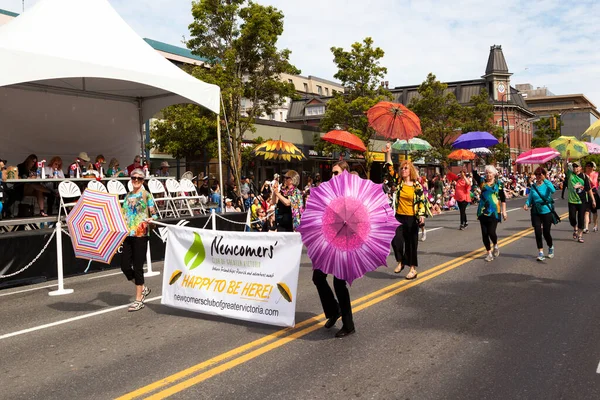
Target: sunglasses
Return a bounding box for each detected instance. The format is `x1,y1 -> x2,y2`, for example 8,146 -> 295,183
401,166 -> 410,170
131,176 -> 144,182
332,171 -> 340,176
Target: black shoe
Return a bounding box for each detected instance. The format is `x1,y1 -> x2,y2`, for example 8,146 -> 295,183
459,225 -> 464,230
324,312 -> 341,329
335,326 -> 356,338
464,223 -> 468,228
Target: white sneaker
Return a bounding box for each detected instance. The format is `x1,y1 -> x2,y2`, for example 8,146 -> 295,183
485,253 -> 494,262
492,245 -> 500,258
420,229 -> 426,241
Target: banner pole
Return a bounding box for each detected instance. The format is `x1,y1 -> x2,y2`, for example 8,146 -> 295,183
211,209 -> 216,231
217,113 -> 224,212
49,220 -> 73,296
144,239 -> 160,277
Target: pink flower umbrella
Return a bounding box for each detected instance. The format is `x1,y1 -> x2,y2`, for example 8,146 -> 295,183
585,142 -> 600,155
297,171 -> 399,284
515,147 -> 560,164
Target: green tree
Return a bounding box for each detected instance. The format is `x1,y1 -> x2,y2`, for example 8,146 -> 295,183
461,88 -> 506,165
150,104 -> 219,164
408,73 -> 463,165
531,115 -> 562,148
319,37 -> 390,177
187,0 -> 299,186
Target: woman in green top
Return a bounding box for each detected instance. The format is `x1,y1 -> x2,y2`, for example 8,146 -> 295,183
564,159 -> 596,243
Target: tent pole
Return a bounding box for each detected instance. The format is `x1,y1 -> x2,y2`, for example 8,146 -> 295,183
217,113 -> 224,212
138,99 -> 145,161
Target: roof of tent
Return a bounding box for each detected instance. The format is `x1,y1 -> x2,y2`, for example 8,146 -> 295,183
0,0 -> 220,117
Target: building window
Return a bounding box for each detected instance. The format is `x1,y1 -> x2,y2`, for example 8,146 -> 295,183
305,105 -> 325,116
317,85 -> 323,95
332,90 -> 337,95
325,88 -> 329,96
288,79 -> 293,83
303,83 -> 308,92
279,112 -> 283,121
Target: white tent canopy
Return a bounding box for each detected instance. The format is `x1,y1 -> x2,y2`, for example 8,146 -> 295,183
0,0 -> 219,167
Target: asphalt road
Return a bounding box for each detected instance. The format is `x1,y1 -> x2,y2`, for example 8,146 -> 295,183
2,197 -> 600,400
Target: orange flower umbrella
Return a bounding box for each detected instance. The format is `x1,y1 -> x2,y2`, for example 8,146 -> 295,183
253,139 -> 306,162
366,101 -> 421,140
322,130 -> 367,152
448,149 -> 476,161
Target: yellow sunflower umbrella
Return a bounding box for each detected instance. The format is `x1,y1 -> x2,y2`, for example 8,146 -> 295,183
253,139 -> 306,162
549,136 -> 588,160
582,119 -> 600,139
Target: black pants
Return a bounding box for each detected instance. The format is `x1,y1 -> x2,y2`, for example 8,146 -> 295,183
479,215 -> 499,251
531,212 -> 553,249
392,214 -> 419,267
312,269 -> 354,329
121,236 -> 149,285
276,213 -> 293,232
568,202 -> 585,230
458,201 -> 469,226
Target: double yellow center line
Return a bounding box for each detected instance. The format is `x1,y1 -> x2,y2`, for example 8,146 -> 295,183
118,215 -> 563,399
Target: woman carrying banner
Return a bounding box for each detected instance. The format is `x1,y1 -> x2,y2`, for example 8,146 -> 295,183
312,160 -> 355,338
271,170 -> 303,232
384,144 -> 431,280
121,169 -> 159,312
523,167 -> 556,261
473,166 -> 507,262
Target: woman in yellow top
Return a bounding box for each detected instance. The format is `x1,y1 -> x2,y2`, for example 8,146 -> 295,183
384,144 -> 431,280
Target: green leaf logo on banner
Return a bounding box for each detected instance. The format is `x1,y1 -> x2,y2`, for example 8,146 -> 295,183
184,232 -> 206,270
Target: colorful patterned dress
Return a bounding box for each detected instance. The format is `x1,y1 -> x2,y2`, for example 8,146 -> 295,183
473,171 -> 505,221
122,190 -> 159,237
281,186 -> 303,231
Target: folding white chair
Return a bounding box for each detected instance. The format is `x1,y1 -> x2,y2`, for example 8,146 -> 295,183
147,178 -> 178,218
179,178 -> 207,215
127,180 -> 134,192
58,181 -> 82,218
87,180 -> 107,193
181,171 -> 194,181
107,180 -> 128,203
165,178 -> 193,216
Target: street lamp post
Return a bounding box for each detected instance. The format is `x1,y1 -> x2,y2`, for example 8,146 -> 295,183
499,93 -> 511,174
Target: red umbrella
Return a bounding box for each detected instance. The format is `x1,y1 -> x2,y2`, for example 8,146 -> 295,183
366,101 -> 421,140
322,130 -> 367,152
448,149 -> 476,161
446,172 -> 459,181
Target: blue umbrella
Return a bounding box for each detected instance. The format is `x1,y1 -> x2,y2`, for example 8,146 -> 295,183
452,131 -> 499,149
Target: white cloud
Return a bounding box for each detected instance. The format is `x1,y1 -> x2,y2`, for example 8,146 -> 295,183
2,0 -> 599,107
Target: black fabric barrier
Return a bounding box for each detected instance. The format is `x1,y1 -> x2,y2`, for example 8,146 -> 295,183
0,212 -> 247,289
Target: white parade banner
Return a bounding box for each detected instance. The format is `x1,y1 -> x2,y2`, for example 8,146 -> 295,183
161,225 -> 303,327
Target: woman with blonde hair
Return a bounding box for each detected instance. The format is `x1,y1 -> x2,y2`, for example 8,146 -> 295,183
384,144 -> 431,280
473,165 -> 507,261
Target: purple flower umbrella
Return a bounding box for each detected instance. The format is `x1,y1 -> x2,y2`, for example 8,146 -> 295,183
452,131 -> 499,149
297,171 -> 399,284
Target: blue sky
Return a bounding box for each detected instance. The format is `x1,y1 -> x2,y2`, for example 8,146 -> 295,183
2,0 -> 599,107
